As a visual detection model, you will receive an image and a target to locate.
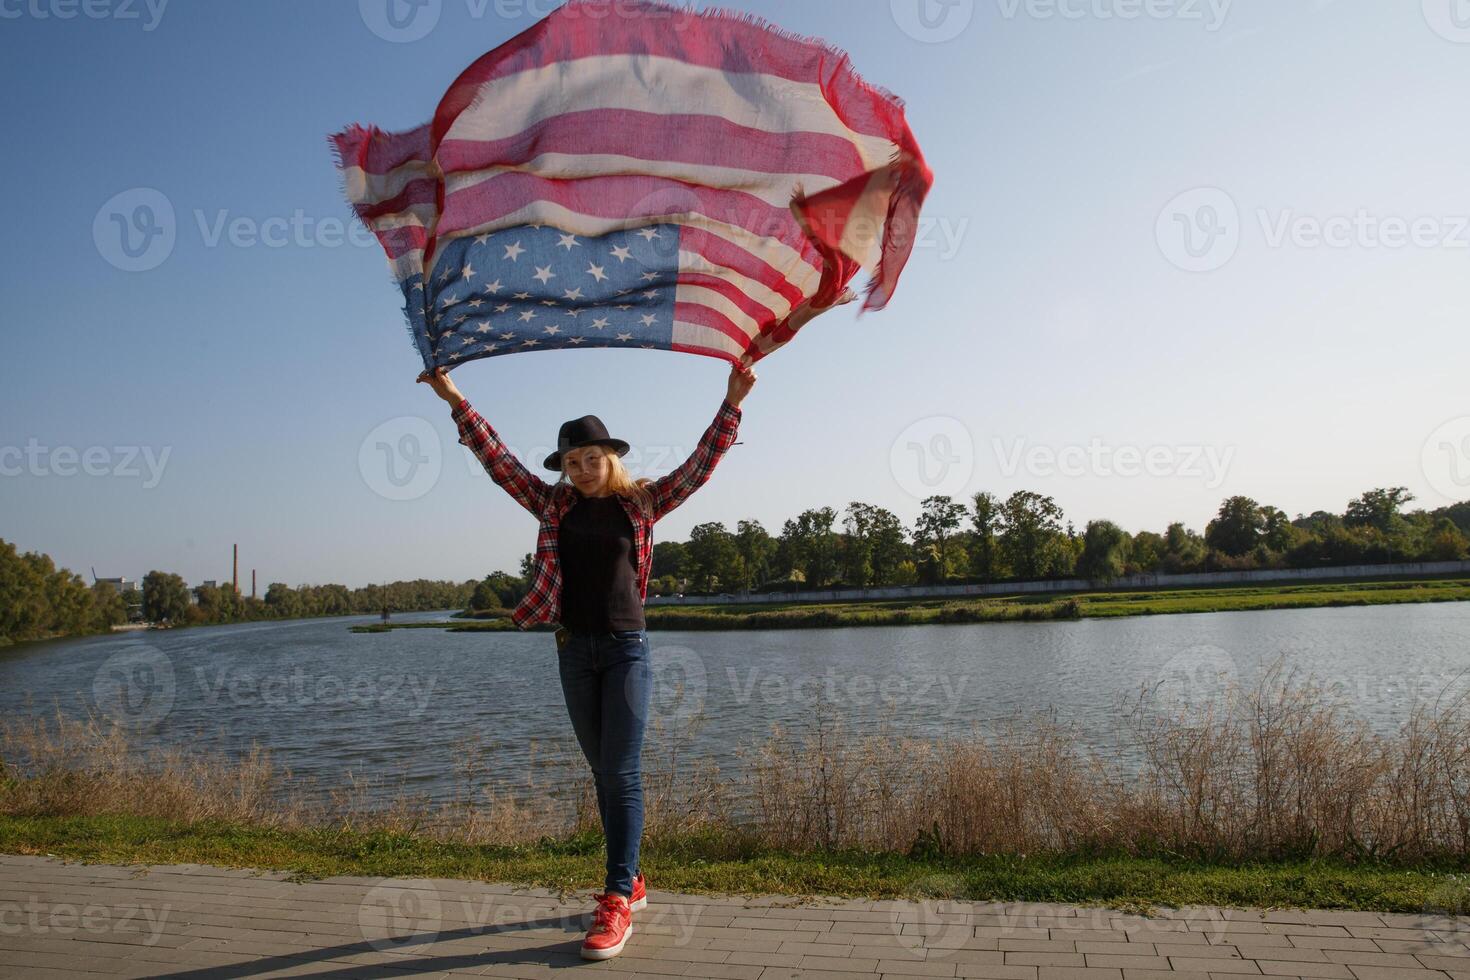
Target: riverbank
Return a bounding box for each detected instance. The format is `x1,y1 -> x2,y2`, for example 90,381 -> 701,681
2,814 -> 1468,916
350,576 -> 1470,633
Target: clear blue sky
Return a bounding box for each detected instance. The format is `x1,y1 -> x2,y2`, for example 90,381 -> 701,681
2,0 -> 1467,590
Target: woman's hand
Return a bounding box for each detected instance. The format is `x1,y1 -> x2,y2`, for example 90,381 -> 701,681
417,366 -> 464,406
726,362 -> 757,408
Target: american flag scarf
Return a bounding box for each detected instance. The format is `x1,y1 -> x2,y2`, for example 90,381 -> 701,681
328,0 -> 933,371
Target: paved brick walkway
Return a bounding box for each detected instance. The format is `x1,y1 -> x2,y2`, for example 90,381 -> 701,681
2,854 -> 1469,979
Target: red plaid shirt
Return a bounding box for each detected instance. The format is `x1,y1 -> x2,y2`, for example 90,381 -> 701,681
452,396 -> 743,630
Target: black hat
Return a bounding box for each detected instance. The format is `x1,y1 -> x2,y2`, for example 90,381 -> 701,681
543,415 -> 631,471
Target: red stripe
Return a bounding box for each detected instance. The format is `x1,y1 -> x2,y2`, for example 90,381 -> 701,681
678,272 -> 777,330
435,109 -> 866,183
329,122 -> 432,176
438,170 -> 822,272
680,227 -> 806,309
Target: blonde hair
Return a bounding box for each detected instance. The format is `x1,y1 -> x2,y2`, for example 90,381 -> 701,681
555,445 -> 655,517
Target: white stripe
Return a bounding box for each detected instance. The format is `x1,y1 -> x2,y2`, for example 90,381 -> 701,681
449,54 -> 896,172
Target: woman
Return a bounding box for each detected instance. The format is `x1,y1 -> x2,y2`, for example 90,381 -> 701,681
418,361 -> 755,960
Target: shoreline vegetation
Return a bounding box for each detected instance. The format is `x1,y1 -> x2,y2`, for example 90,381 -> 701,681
5,657 -> 1470,914
349,575 -> 1470,633
5,486 -> 1468,648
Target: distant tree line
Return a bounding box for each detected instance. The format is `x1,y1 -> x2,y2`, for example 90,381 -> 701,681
0,536 -> 476,647
464,487 -> 1470,608
7,486 -> 1467,644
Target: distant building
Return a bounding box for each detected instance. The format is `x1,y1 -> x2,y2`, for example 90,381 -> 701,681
190,580 -> 220,605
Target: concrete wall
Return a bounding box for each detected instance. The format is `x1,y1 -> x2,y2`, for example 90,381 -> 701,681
644,560 -> 1470,607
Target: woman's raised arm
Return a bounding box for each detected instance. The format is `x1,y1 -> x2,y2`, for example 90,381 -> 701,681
419,367 -> 554,518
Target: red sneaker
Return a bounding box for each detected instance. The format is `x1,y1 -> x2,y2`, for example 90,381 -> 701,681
579,892 -> 633,960
630,871 -> 647,912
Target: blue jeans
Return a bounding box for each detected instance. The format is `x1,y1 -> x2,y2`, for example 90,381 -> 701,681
555,626 -> 651,899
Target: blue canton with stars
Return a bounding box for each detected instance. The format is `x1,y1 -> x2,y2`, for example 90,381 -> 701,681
399,223 -> 681,371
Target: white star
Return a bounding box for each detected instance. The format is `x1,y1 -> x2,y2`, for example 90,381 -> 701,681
616,332 -> 634,342
500,332 -> 516,341
495,303 -> 511,313
540,299 -> 559,307
484,279 -> 502,294
467,298 -> 484,309
438,268 -> 453,284
615,288 -> 633,297
522,337 -> 540,346
615,304 -> 633,311
565,308 -> 583,318
518,310 -> 538,323
591,317 -> 610,329
563,287 -> 585,301
610,244 -> 633,263
448,351 -> 463,361
459,334 -> 476,346
533,266 -> 556,284
557,233 -> 580,250
639,314 -> 658,327
481,342 -> 498,353
412,282 -> 424,292
474,233 -> 491,245
453,314 -> 468,325
586,263 -> 608,283
461,263 -> 475,280
440,296 -> 456,308
475,321 -> 494,334
642,289 -> 659,299
543,324 -> 562,336
640,272 -> 659,282
568,336 -> 587,344
641,344 -> 656,349
637,228 -> 661,242
503,241 -> 525,261
513,292 -> 532,300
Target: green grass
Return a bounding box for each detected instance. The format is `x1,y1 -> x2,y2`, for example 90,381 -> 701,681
351,577 -> 1470,633
2,813 -> 1467,915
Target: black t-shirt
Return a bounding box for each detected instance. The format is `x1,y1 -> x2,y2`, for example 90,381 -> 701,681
557,492 -> 645,633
